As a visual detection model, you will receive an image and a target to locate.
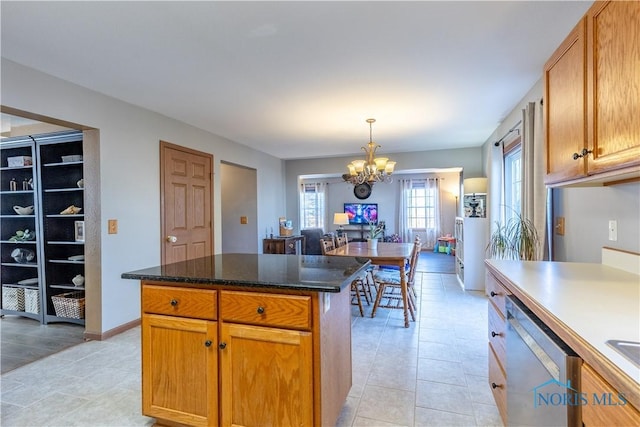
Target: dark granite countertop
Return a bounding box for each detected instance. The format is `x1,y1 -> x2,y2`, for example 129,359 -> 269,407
122,253 -> 371,293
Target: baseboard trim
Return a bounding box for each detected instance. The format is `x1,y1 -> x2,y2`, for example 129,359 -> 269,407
84,318 -> 141,341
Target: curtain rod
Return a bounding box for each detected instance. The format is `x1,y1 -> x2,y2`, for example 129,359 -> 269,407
493,120 -> 522,147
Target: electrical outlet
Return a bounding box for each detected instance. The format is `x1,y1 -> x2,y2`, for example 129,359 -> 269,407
608,220 -> 617,241
555,217 -> 565,235
108,219 -> 118,234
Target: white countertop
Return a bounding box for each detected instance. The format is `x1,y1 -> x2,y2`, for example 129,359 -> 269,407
485,260 -> 640,387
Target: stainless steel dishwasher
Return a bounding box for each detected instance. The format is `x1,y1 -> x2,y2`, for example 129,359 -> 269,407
506,295 -> 582,426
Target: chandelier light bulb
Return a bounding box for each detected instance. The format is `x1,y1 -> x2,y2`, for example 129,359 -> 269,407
385,161 -> 396,174
351,159 -> 366,173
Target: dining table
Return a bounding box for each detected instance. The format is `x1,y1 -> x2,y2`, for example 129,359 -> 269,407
324,241 -> 415,327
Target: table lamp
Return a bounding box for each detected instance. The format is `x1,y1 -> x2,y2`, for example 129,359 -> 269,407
333,213 -> 349,236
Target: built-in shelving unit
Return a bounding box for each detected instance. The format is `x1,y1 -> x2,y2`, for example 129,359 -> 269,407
455,216 -> 488,291
0,140 -> 43,321
38,135 -> 85,325
0,131 -> 85,325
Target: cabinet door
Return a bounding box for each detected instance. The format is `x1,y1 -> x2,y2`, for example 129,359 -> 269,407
284,238 -> 297,254
263,239 -> 284,254
219,322 -> 313,427
586,1 -> 640,174
581,362 -> 640,426
142,314 -> 218,427
544,17 -> 588,184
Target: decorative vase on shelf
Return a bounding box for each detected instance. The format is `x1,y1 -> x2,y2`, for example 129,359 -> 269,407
72,274 -> 85,287
367,238 -> 378,250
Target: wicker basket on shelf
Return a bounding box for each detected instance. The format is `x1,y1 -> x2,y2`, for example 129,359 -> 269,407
2,285 -> 25,311
24,288 -> 40,314
51,291 -> 85,319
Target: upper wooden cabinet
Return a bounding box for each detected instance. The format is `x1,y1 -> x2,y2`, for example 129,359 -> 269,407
544,16 -> 587,184
544,1 -> 640,186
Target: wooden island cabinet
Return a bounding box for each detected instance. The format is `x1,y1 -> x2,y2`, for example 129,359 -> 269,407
124,254 -> 369,427
142,285 -> 218,426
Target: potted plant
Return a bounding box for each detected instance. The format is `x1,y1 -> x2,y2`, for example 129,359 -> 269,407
367,222 -> 384,249
487,213 -> 540,260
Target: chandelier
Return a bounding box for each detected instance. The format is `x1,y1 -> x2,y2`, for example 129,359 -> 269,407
344,118 -> 396,186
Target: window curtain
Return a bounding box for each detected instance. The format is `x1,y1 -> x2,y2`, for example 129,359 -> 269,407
521,100 -> 547,260
398,179 -> 412,243
398,178 -> 441,248
319,182 -> 329,229
489,137 -> 506,234
424,177 -> 442,250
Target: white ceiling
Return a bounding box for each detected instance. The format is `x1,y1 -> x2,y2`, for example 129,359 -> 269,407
1,1 -> 592,160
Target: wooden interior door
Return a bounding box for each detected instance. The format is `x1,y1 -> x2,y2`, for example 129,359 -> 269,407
161,141 -> 213,264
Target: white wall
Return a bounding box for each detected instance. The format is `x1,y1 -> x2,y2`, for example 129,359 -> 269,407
1,59 -> 285,333
221,162 -> 258,253
314,171 -> 461,242
553,182 -> 640,262
285,147 -> 483,234
481,77 -> 640,262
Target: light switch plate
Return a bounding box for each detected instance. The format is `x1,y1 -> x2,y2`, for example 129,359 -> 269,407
609,220 -> 617,241
555,217 -> 565,235
108,219 -> 118,234
240,216 -> 248,224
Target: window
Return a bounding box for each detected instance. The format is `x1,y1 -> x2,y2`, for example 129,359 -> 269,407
406,180 -> 436,230
504,146 -> 522,223
299,183 -> 325,229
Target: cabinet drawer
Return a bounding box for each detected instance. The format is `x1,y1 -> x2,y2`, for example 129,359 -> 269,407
488,344 -> 507,425
143,285 -> 217,320
220,291 -> 311,330
581,363 -> 640,426
486,272 -> 509,317
488,304 -> 506,365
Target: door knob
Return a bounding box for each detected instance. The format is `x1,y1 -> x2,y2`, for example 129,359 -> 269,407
166,235 -> 177,243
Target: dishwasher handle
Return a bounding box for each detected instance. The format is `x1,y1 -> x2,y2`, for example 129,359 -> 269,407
508,310 -> 560,382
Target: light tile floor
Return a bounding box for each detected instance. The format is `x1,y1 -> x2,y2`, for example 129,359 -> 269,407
1,272 -> 503,427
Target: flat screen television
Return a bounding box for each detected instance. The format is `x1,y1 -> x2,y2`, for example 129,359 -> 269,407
344,203 -> 378,225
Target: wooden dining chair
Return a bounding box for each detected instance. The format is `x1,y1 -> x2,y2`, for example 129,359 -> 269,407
319,238 -> 335,255
335,235 -> 348,248
370,237 -> 422,321
321,237 -> 370,316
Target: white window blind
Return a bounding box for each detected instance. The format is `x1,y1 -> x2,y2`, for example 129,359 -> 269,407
504,146 -> 522,224
406,180 -> 436,230
299,183 -> 326,229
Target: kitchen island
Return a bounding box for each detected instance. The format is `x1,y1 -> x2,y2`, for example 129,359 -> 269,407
122,253 -> 370,427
